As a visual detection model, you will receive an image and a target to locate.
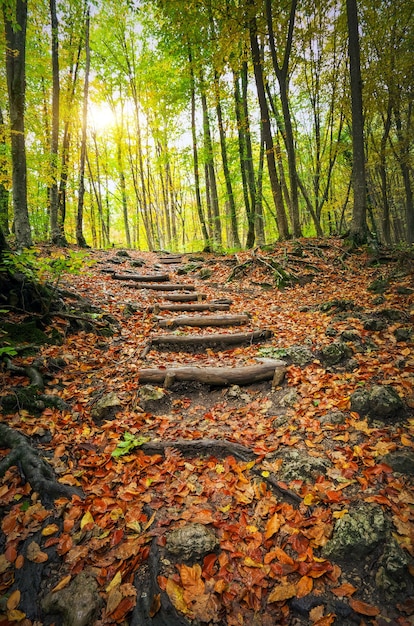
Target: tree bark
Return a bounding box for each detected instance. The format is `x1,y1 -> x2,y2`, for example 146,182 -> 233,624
248,4 -> 290,241
149,329 -> 272,350
76,5 -> 90,248
0,107 -> 9,235
138,361 -> 285,387
3,0 -> 32,248
156,314 -> 249,328
346,0 -> 369,243
49,0 -> 61,244
113,273 -> 170,282
265,0 -> 302,238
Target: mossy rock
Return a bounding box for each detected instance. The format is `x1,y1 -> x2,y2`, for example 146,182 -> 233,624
320,341 -> 352,366
322,503 -> 387,560
0,321 -> 52,346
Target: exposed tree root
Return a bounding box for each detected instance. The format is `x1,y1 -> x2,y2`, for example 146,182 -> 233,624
0,423 -> 83,506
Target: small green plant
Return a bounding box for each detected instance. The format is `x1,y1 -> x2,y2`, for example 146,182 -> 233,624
111,432 -> 150,458
0,248 -> 93,288
0,345 -> 18,358
257,347 -> 288,359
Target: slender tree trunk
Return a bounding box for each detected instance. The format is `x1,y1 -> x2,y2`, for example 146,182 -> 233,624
395,103 -> 414,244
200,83 -> 222,245
346,0 -> 369,243
49,0 -> 61,244
379,102 -> 393,244
214,73 -> 240,248
188,47 -> 209,250
76,5 -> 90,248
255,128 -> 266,245
0,108 -> 9,235
3,0 -> 32,248
248,5 -> 290,240
117,136 -> 131,248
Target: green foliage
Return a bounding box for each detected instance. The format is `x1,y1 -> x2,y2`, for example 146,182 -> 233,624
0,248 -> 93,287
111,432 -> 150,458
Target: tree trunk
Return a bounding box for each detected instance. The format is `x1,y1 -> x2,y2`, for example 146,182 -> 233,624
248,6 -> 290,240
117,136 -> 131,248
49,0 -> 61,244
188,46 -> 210,250
76,5 -> 90,248
214,73 -> 241,248
346,0 -> 369,243
0,107 -> 9,235
200,78 -> 222,246
265,0 -> 302,238
395,102 -> 414,244
3,0 -> 32,248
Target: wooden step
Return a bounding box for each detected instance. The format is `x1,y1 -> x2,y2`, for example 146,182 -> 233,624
156,314 -> 249,328
113,273 -> 170,282
138,360 -> 285,387
162,293 -> 206,302
123,283 -> 196,291
150,303 -> 231,313
145,329 -> 272,352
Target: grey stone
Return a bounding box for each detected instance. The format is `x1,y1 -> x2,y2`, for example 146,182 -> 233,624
278,449 -> 331,482
363,318 -> 386,331
320,341 -> 352,366
394,327 -> 412,342
285,345 -> 313,366
198,268 -> 212,280
42,572 -> 103,626
322,503 -> 387,560
91,392 -> 122,422
166,523 -> 218,561
382,450 -> 414,476
375,538 -> 410,598
318,410 -> 347,425
369,385 -> 403,418
340,329 -> 361,342
350,385 -> 403,419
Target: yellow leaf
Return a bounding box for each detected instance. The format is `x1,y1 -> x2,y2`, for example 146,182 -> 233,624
268,583 -> 297,603
245,525 -> 258,533
243,556 -> 263,568
42,524 -> 59,536
261,470 -> 270,477
215,464 -> 225,474
7,590 -> 21,611
304,493 -> 316,506
80,510 -> 94,530
219,504 -> 231,513
6,609 -> 26,622
106,571 -> 122,593
166,578 -> 189,614
265,512 -> 281,539
333,509 -> 349,519
401,434 -> 412,446
52,575 -> 71,592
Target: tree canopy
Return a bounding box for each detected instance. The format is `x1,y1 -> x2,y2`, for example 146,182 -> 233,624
1,0 -> 413,249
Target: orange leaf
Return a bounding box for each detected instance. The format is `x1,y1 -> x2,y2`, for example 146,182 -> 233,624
296,575 -> 313,598
265,546 -> 295,565
42,523 -> 59,536
7,590 -> 21,611
26,541 -> 48,563
267,582 -> 297,603
149,594 -> 161,617
265,512 -> 281,539
331,582 -> 357,597
349,598 -> 380,616
51,575 -> 71,592
15,554 -> 24,569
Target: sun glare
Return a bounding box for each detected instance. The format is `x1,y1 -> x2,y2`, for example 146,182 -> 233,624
89,102 -> 117,133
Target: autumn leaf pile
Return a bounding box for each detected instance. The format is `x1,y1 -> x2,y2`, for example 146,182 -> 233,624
1,238 -> 413,625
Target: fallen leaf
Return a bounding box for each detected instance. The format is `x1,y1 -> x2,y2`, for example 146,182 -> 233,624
26,541 -> 48,563
166,578 -> 189,615
267,582 -> 297,603
52,575 -> 71,592
331,582 -> 357,597
296,575 -> 313,598
7,590 -> 21,611
149,594 -> 161,617
42,524 -> 59,536
80,510 -> 94,530
264,512 -> 281,539
349,598 -> 380,616
6,609 -> 26,622
106,570 -> 122,593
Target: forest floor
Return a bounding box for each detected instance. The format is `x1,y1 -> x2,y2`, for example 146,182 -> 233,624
0,237 -> 414,626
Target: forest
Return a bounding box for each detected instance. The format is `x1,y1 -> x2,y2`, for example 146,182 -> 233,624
1,0 -> 413,251
0,1 -> 414,626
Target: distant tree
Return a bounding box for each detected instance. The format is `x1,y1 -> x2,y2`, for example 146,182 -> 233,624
0,107 -> 9,235
346,0 -> 369,243
3,0 -> 32,248
76,4 -> 90,248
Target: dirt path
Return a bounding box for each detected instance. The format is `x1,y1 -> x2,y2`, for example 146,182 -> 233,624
1,242 -> 413,626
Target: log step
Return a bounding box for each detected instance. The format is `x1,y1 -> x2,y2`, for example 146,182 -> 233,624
113,273 -> 170,282
138,360 -> 286,387
158,257 -> 183,264
123,283 -> 196,291
162,293 -> 206,302
147,329 -> 272,351
156,314 -> 249,328
150,303 -> 231,313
